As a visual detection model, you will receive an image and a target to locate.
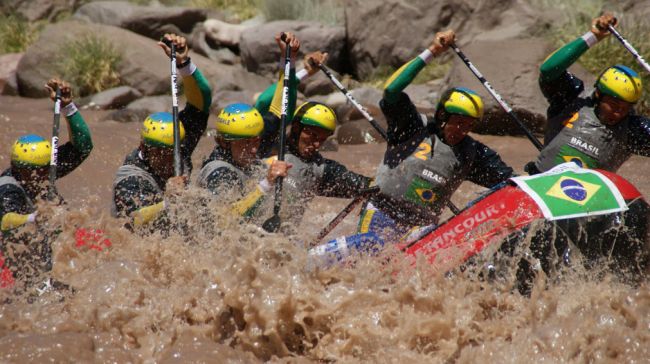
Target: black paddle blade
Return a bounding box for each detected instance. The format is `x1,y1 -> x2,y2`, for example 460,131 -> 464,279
262,214 -> 281,233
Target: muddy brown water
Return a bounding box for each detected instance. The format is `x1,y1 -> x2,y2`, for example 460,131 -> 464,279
0,95 -> 649,362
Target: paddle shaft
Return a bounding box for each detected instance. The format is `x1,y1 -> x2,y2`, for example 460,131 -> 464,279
48,87 -> 61,201
310,186 -> 380,247
271,35 -> 293,218
169,42 -> 182,177
316,62 -> 388,140
607,25 -> 650,74
451,43 -> 544,151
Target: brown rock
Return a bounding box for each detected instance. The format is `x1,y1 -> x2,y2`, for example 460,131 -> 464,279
240,20 -> 346,78
16,20 -> 269,98
345,0 -> 545,79
74,1 -> 208,40
0,53 -> 22,96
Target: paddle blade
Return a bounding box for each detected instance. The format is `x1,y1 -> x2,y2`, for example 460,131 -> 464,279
262,214 -> 281,233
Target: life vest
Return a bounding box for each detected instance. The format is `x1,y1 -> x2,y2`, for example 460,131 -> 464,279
258,153 -> 327,224
373,132 -> 469,226
111,164 -> 162,217
536,104 -> 630,172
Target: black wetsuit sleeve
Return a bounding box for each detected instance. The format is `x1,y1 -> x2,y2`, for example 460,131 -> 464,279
178,104 -> 209,173
258,113 -> 281,159
113,176 -> 164,217
379,91 -> 425,146
540,71 -> 585,120
317,159 -> 371,198
466,141 -> 514,188
628,116 -> 650,157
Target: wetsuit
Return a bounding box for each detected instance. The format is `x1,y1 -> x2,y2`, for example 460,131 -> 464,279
0,103 -> 93,287
111,62 -> 211,227
199,66 -> 371,229
310,50 -> 513,260
533,33 -> 650,173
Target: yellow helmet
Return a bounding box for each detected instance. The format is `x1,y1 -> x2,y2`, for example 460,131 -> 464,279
596,65 -> 642,103
11,134 -> 51,168
294,102 -> 337,132
142,112 -> 186,148
437,87 -> 484,119
216,103 -> 264,140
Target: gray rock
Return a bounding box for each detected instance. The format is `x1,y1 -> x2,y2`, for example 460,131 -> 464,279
211,90 -> 256,113
240,20 -> 346,77
443,38 -> 556,135
0,53 -> 22,96
404,83 -> 439,110
127,95 -> 173,114
74,1 -> 207,40
320,137 -> 339,152
345,0 -> 543,79
10,0 -> 81,22
80,86 -> 142,110
336,119 -> 383,145
299,72 -> 336,97
190,27 -> 239,64
105,108 -> 150,123
73,1 -> 141,27
203,18 -> 251,47
105,95 -> 174,123
16,20 -> 269,98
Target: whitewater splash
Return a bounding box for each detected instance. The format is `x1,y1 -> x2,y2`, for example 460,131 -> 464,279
0,188 -> 648,362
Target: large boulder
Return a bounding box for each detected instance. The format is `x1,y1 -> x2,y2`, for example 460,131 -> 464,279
344,0 -> 545,79
190,26 -> 239,63
16,20 -> 269,98
0,53 -> 22,96
79,86 -> 142,110
239,20 -> 346,77
74,1 -> 208,40
443,38 -> 559,136
7,0 -> 82,22
203,19 -> 251,48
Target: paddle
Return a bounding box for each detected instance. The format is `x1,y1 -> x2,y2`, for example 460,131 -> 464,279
313,61 -> 388,140
262,33 -> 293,233
313,59 -> 461,215
48,87 -> 61,201
450,42 -> 544,151
309,186 -> 380,247
606,24 -> 650,74
162,37 -> 183,176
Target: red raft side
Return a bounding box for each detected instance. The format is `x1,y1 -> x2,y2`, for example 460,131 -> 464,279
399,185 -> 543,267
597,169 -> 643,201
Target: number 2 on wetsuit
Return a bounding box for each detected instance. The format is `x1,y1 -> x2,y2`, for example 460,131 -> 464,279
414,142 -> 431,161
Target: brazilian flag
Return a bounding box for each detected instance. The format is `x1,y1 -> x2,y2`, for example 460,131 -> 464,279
553,145 -> 600,169
405,177 -> 438,207
511,163 -> 627,220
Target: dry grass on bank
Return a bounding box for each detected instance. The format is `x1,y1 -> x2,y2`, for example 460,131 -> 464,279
56,35 -> 122,96
0,14 -> 43,54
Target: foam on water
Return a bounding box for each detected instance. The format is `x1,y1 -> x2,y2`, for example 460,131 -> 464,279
0,188 -> 648,363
